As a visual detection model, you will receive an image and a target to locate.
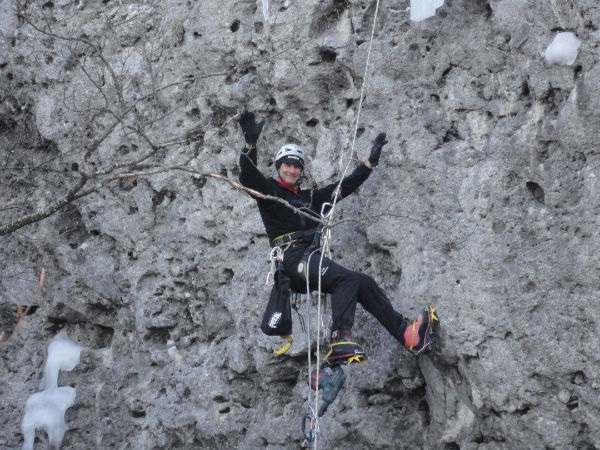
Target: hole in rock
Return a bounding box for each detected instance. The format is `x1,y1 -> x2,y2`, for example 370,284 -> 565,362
46,317 -> 68,334
319,48 -> 337,63
144,327 -> 171,344
525,181 -> 545,204
95,324 -> 115,348
23,305 -> 39,316
567,395 -> 579,410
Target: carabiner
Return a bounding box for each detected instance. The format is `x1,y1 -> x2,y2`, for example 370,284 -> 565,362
302,412 -> 319,443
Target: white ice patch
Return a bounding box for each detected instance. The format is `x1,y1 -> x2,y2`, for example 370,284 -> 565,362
544,32 -> 582,66
42,331 -> 83,389
22,388 -> 77,450
22,330 -> 82,450
410,0 -> 444,22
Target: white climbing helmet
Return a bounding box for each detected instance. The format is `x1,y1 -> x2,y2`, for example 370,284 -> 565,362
275,143 -> 305,169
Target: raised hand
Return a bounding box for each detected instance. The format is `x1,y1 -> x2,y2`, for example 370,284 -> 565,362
238,111 -> 265,146
368,132 -> 388,167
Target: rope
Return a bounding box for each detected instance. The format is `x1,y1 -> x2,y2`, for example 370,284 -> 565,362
303,249 -> 317,444
302,204 -> 338,446
303,1 -> 381,446
329,0 -> 382,221
302,243 -> 328,446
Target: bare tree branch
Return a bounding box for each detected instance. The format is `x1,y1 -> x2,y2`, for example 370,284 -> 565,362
0,5 -> 235,237
203,172 -> 326,226
0,269 -> 46,346
0,175 -> 89,236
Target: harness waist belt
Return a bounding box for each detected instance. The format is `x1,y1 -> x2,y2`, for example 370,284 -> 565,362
270,228 -> 317,248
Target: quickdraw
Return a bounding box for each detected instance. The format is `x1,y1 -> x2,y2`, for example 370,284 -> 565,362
265,246 -> 284,286
302,411 -> 319,444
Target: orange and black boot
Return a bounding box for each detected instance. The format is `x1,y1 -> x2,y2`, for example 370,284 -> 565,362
323,329 -> 367,366
403,306 -> 439,355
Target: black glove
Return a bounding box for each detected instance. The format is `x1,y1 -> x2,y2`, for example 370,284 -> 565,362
368,132 -> 388,167
238,111 -> 265,146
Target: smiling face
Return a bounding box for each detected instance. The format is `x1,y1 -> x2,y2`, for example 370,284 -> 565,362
278,162 -> 303,185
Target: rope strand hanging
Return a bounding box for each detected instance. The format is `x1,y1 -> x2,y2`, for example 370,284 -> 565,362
328,0 -> 383,222
303,1 -> 381,446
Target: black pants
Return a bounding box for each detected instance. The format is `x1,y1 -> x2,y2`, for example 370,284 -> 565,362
282,244 -> 407,343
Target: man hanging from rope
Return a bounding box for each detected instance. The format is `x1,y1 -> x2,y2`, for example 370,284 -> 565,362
237,111 -> 438,365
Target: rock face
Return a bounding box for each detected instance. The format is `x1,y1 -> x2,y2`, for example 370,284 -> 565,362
1,0 -> 599,448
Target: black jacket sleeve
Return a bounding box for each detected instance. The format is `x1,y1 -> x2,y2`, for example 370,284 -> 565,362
312,163 -> 372,207
239,147 -> 271,195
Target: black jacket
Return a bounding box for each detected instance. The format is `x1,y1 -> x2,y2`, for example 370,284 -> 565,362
239,147 -> 372,242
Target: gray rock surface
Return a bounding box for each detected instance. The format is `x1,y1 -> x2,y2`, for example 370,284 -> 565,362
1,0 -> 599,448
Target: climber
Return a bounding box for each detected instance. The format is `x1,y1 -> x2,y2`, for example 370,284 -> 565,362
237,110 -> 438,365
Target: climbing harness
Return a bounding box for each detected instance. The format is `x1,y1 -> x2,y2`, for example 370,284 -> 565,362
269,227 -> 319,250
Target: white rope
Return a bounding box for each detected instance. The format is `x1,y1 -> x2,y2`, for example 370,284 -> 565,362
302,204 -> 339,448
329,0 -> 382,221
304,1 -> 381,447
303,249 -> 317,445
303,233 -> 328,448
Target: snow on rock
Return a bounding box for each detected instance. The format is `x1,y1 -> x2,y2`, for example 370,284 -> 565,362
544,32 -> 582,65
21,331 -> 82,450
42,330 -> 83,390
21,388 -> 77,450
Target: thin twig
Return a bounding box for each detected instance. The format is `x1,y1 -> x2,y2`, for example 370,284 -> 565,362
202,172 -> 325,226
0,269 -> 46,346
